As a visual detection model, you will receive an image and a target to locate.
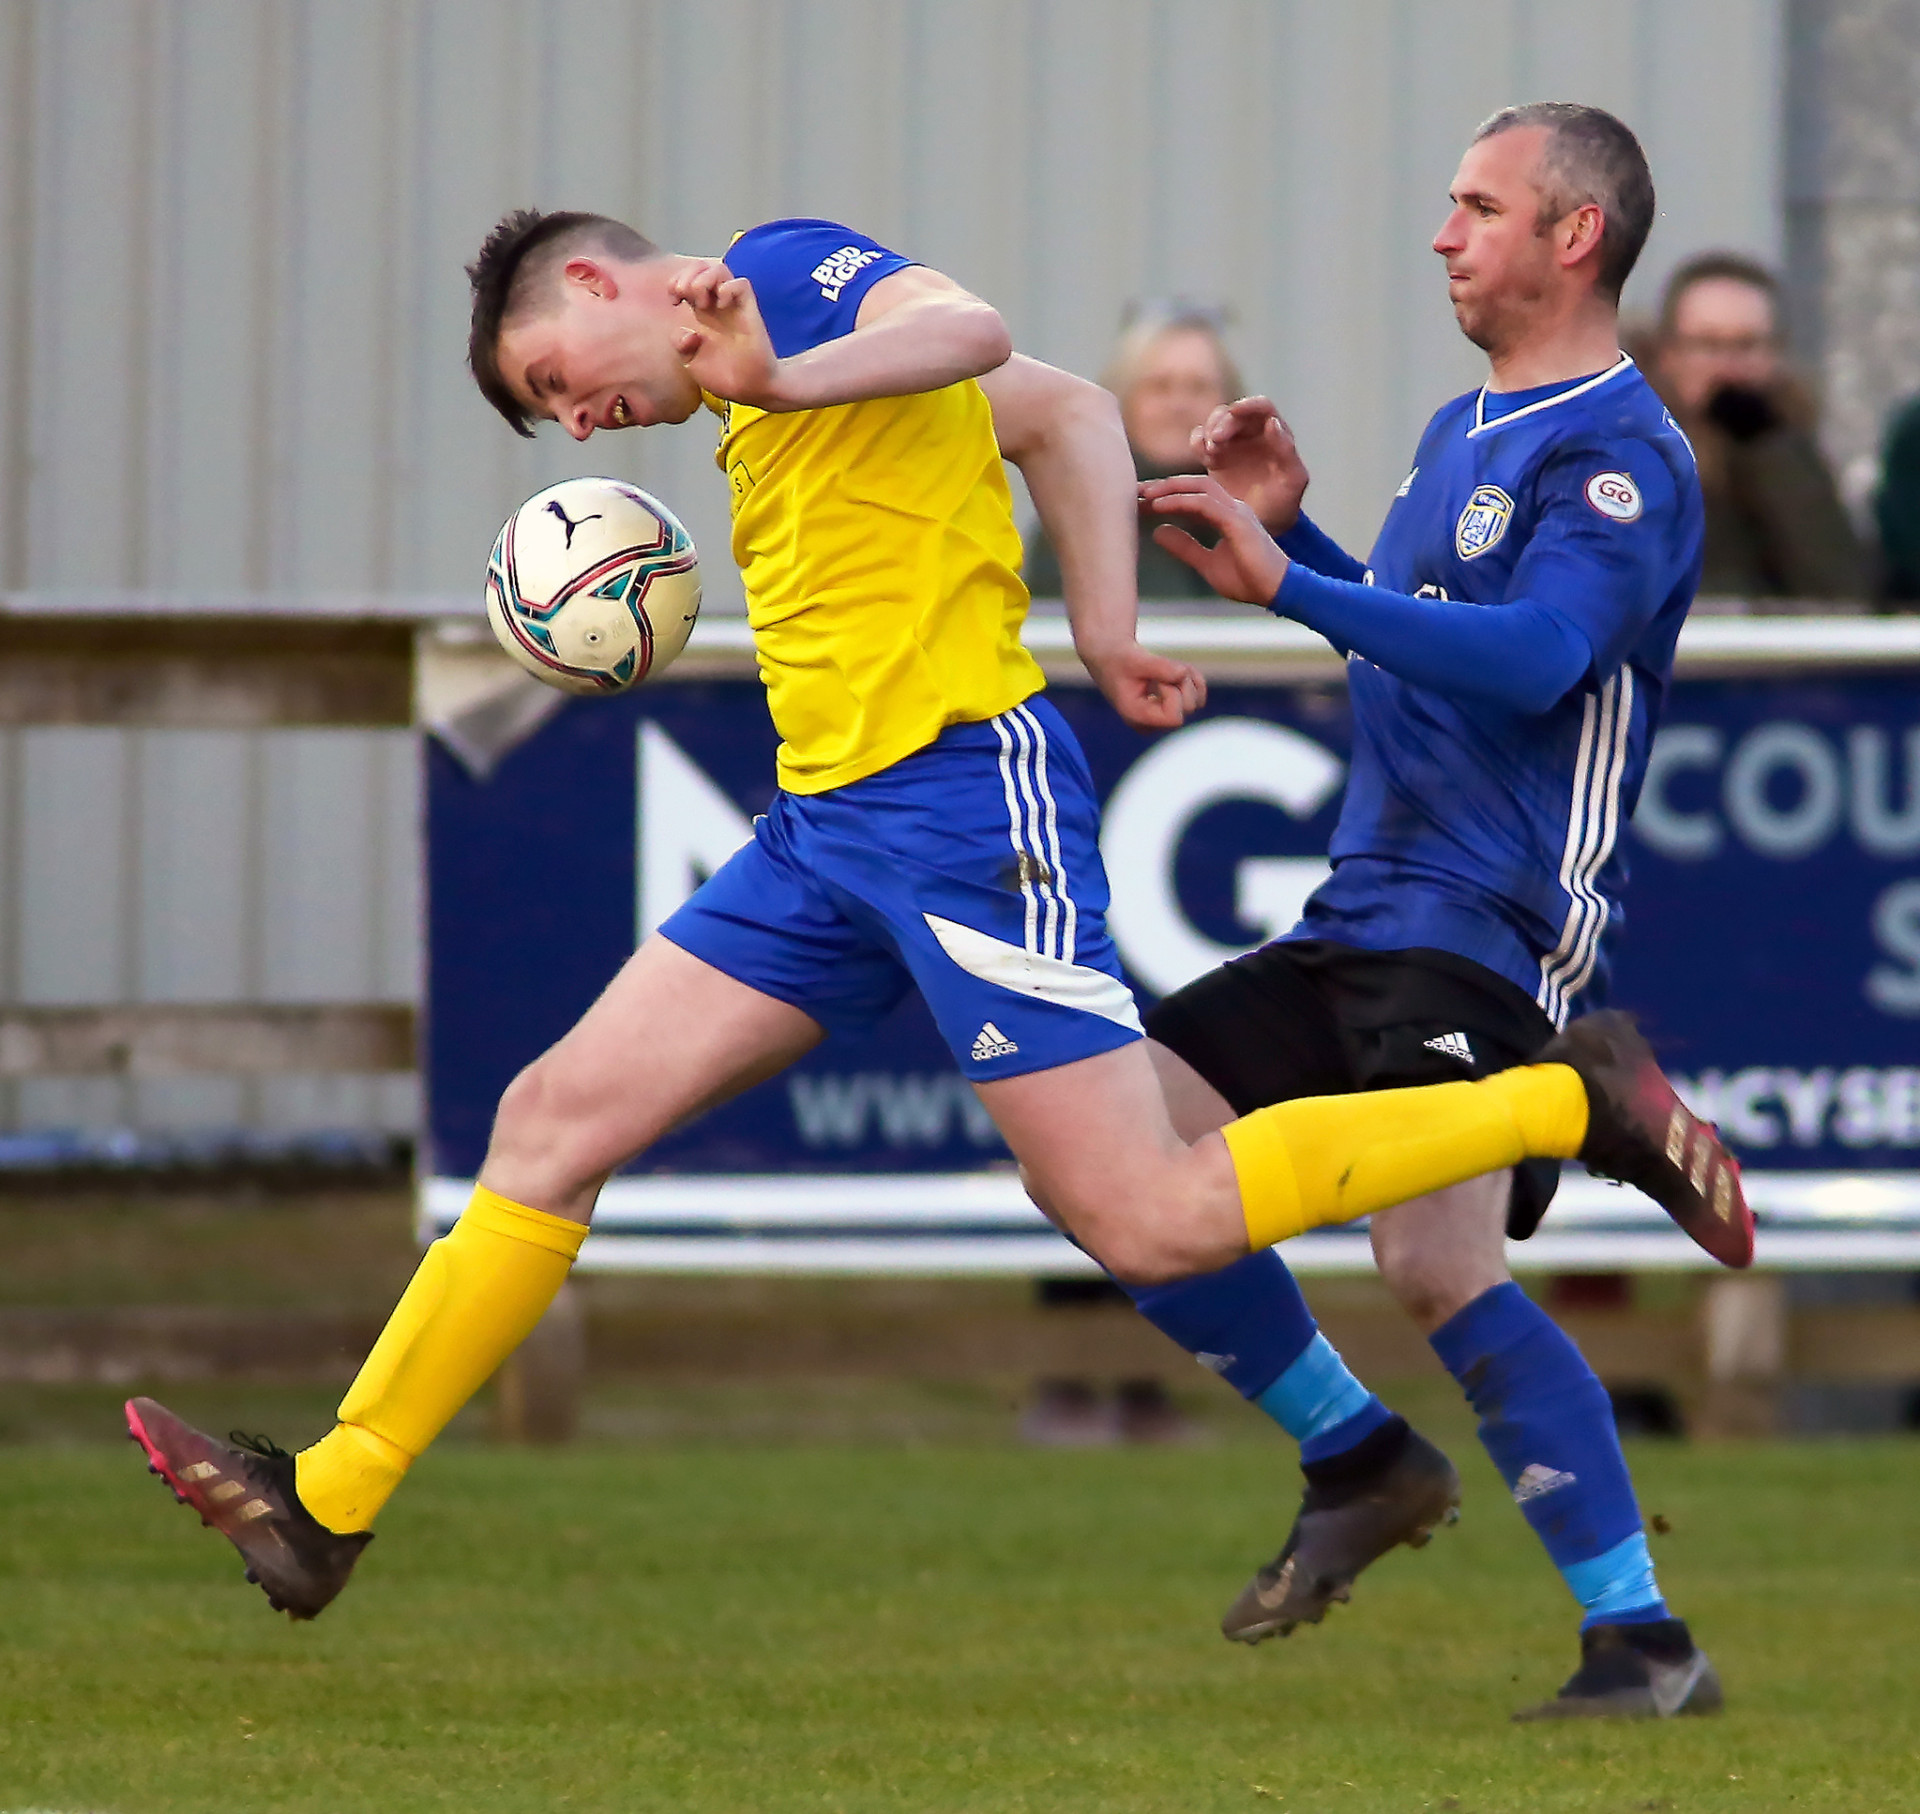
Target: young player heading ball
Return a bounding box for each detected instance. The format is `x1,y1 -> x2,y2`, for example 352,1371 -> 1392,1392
126,203 -> 1748,1629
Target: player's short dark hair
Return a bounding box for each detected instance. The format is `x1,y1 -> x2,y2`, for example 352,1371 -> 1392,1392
1473,102 -> 1655,301
466,209 -> 661,437
1657,251 -> 1782,337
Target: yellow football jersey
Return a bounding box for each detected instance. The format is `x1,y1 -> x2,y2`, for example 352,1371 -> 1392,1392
709,220 -> 1044,794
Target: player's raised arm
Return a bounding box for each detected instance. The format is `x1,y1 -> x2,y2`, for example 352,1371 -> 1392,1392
1143,472 -> 1598,716
671,261 -> 1011,412
981,354 -> 1205,731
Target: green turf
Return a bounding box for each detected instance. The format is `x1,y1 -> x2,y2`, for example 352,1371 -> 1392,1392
3,1430 -> 1917,1813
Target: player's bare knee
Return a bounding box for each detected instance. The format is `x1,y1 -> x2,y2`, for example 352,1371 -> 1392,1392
491,1058 -> 561,1147
1375,1237 -> 1509,1330
1376,1253 -> 1454,1329
486,1056 -> 612,1193
1028,1175 -> 1151,1282
1076,1213 -> 1218,1286
1083,1233 -> 1177,1287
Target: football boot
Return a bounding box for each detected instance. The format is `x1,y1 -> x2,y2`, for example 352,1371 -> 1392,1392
1221,1418 -> 1461,1643
1512,1618 -> 1724,1721
125,1396 -> 371,1620
1533,1010 -> 1754,1268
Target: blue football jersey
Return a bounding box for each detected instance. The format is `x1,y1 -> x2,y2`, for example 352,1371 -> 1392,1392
1286,357 -> 1704,1023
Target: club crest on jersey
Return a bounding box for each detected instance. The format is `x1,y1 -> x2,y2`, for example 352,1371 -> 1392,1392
1584,470 -> 1643,521
1454,485 -> 1514,560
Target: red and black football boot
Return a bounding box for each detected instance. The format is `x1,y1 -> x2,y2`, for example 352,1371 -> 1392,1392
125,1396 -> 371,1620
1533,1011 -> 1754,1269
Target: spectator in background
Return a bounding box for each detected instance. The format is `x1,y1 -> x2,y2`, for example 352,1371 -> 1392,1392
1875,395 -> 1920,605
1650,253 -> 1869,606
1023,303 -> 1242,602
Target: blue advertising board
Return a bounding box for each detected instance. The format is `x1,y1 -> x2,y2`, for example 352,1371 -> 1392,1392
424,662 -> 1920,1202
1618,672 -> 1920,1169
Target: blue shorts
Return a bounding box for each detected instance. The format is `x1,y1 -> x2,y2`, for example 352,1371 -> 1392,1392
660,695 -> 1143,1080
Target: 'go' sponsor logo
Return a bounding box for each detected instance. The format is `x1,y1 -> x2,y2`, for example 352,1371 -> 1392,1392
1584,470 -> 1643,521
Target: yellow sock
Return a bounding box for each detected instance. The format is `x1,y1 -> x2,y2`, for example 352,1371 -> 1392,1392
295,1186 -> 588,1534
1223,1063 -> 1588,1250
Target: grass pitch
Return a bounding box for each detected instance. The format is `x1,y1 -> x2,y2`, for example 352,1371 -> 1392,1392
1,1412 -> 1916,1814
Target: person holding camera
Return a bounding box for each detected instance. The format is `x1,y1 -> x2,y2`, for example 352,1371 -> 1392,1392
1650,252 -> 1868,606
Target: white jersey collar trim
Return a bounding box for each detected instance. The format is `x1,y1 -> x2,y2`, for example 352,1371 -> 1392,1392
1468,353 -> 1636,439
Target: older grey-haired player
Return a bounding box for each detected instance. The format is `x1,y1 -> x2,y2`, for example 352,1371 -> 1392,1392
1124,102 -> 1726,1721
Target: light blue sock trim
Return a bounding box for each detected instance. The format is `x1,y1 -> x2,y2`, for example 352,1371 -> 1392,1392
1561,1531 -> 1664,1624
1254,1332 -> 1375,1444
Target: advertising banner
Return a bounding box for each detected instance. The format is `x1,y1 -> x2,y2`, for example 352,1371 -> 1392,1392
1621,672 -> 1920,1171
426,669 -> 1920,1188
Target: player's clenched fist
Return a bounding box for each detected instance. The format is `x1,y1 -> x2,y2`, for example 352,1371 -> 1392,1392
1140,474 -> 1292,609
1193,397 -> 1310,536
1081,638 -> 1208,730
669,261 -> 784,408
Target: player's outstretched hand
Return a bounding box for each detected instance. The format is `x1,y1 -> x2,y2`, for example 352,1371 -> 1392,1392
1083,639 -> 1207,731
1194,397 -> 1309,534
670,261 -> 785,408
1140,475 -> 1291,608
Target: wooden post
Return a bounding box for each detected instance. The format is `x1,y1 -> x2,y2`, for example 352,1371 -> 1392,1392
1697,1274 -> 1787,1438
493,1282 -> 587,1444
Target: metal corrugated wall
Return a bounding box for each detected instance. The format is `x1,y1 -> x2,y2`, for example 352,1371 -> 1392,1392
0,725 -> 420,1134
0,0 -> 1783,1135
1,0 -> 1785,589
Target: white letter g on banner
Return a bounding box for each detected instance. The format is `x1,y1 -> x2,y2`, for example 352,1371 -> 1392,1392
1100,718 -> 1345,998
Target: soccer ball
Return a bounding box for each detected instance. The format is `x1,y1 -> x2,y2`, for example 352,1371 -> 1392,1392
484,477 -> 702,694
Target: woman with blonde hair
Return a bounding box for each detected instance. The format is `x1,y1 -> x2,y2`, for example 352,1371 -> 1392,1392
1024,303 -> 1242,601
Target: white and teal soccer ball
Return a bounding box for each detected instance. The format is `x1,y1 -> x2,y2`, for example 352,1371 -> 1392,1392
485,477 -> 702,695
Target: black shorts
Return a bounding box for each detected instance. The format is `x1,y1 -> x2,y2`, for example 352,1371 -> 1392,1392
1145,939 -> 1562,1240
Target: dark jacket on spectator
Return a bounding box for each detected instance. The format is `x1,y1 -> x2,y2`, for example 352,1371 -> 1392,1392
1654,372 -> 1869,603
1023,451 -> 1218,601
1876,392 -> 1920,605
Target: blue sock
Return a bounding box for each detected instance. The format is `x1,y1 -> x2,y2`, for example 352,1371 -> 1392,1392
1430,1281 -> 1667,1628
1125,1249 -> 1395,1461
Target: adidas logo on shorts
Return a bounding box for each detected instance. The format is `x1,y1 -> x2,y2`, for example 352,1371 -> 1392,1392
1512,1461 -> 1578,1504
971,1021 -> 1019,1062
1423,1030 -> 1475,1065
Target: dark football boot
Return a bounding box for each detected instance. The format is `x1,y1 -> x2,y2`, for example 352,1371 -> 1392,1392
1512,1618 -> 1724,1721
1534,1011 -> 1754,1268
125,1396 -> 371,1620
1221,1419 -> 1461,1643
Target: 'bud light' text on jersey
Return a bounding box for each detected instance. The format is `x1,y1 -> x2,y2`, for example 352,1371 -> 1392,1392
1275,357 -> 1704,1024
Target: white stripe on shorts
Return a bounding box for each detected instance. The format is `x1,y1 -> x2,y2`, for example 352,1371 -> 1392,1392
1012,701 -> 1076,963
992,705 -> 1074,961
